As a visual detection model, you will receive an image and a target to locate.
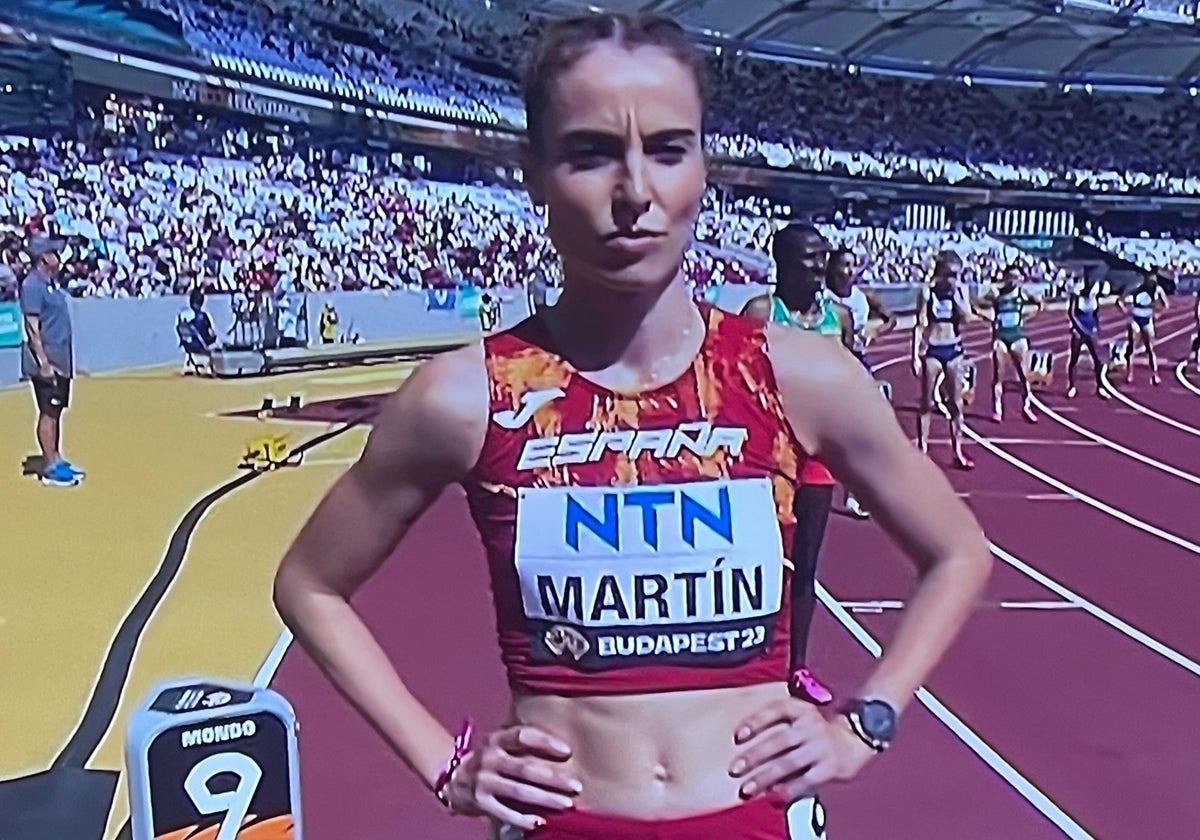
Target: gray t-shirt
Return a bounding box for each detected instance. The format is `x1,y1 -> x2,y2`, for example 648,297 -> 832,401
20,269 -> 73,378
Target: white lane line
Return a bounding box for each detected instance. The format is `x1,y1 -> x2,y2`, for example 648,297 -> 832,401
815,582 -> 1097,839
1100,365 -> 1200,438
1096,322 -> 1200,437
840,599 -> 1080,612
960,424 -> 1200,556
1030,396 -> 1200,487
989,544 -> 1200,679
1177,362 -> 1200,398
254,628 -> 293,687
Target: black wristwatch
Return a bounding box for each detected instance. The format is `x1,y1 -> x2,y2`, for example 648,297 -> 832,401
839,698 -> 897,752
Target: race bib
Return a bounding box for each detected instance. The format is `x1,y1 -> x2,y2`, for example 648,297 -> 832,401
997,311 -> 1021,328
931,299 -> 953,320
514,478 -> 784,669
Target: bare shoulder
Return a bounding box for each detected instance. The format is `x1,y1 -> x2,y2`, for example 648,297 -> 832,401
765,324 -> 872,393
361,341 -> 488,481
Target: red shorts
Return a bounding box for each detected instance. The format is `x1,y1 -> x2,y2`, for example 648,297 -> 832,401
514,793 -> 823,840
798,457 -> 835,486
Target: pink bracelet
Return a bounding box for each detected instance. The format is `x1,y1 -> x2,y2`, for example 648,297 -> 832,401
433,718 -> 474,811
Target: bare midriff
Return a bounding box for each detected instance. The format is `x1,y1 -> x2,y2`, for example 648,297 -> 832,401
509,681 -> 789,819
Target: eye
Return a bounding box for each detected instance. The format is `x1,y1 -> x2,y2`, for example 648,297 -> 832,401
650,145 -> 688,162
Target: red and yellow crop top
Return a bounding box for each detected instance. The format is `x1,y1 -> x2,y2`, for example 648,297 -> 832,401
464,304 -> 808,696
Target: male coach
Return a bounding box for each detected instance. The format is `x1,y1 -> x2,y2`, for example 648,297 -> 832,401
21,233 -> 84,486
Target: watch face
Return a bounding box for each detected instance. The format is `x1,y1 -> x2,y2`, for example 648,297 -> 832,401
861,700 -> 897,741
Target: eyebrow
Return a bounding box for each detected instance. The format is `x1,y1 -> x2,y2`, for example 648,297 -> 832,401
558,128 -> 698,146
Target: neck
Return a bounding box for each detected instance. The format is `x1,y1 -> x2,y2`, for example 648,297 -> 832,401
544,270 -> 699,376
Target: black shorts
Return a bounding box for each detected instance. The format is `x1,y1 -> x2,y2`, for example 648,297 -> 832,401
32,374 -> 71,411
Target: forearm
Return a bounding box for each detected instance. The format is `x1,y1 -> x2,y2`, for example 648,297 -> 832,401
275,573 -> 453,788
27,328 -> 49,367
858,542 -> 990,713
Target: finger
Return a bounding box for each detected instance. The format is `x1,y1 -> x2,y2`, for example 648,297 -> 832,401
729,727 -> 807,777
733,700 -> 791,743
492,753 -> 583,796
495,726 -> 572,759
734,701 -> 821,744
479,771 -> 576,811
473,792 -> 546,833
739,741 -> 827,798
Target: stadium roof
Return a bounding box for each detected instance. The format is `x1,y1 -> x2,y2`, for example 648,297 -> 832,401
505,0 -> 1200,92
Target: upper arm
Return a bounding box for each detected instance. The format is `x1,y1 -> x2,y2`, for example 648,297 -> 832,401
768,329 -> 986,570
915,289 -> 929,329
276,344 -> 488,598
21,282 -> 45,316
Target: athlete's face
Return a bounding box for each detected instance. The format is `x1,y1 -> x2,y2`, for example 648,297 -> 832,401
1001,268 -> 1021,288
934,258 -> 962,285
525,43 -> 706,295
828,251 -> 856,289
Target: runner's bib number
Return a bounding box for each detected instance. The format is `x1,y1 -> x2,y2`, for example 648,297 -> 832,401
997,310 -> 1021,328
514,478 -> 784,669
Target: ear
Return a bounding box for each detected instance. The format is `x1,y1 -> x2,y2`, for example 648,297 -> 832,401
520,142 -> 547,207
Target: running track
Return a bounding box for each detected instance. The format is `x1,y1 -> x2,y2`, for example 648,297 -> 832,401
270,303 -> 1200,839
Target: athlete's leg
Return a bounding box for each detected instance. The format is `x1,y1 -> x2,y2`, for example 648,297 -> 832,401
1125,323 -> 1138,383
1141,321 -> 1160,384
1081,329 -> 1109,398
789,484 -> 835,705
945,356 -> 973,469
917,355 -> 943,454
990,340 -> 1005,422
1009,338 -> 1037,422
1066,329 -> 1084,397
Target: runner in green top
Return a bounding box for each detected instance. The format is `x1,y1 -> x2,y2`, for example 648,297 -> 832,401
975,264 -> 1043,423
743,225 -> 852,349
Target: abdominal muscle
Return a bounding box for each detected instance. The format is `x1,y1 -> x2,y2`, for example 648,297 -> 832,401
505,681 -> 789,822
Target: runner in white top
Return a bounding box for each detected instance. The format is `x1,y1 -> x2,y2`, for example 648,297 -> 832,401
1118,270 -> 1170,386
826,246 -> 897,518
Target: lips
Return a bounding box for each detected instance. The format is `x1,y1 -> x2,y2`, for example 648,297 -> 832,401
604,230 -> 665,242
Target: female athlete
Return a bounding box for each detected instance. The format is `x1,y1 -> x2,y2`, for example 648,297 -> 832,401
1065,270 -> 1110,399
825,246 -> 897,370
915,252 -> 975,470
1119,270 -> 1169,385
975,265 -> 1043,423
274,15 -> 991,840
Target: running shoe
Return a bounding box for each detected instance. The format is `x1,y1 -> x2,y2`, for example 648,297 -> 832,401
61,460 -> 86,479
790,668 -> 834,705
845,494 -> 870,520
1021,402 -> 1038,423
40,461 -> 79,487
1151,373 -> 1161,386
1097,387 -> 1111,400
954,452 -> 975,471
1066,386 -> 1077,399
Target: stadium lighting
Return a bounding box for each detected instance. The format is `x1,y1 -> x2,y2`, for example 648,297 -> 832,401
962,75 -> 972,86
1191,86 -> 1199,96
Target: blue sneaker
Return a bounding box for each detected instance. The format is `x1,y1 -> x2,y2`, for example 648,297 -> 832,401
41,461 -> 79,487
61,460 -> 86,479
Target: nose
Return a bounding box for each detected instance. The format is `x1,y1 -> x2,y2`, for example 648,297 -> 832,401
612,152 -> 652,227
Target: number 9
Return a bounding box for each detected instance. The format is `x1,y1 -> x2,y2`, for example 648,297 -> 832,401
184,752 -> 263,840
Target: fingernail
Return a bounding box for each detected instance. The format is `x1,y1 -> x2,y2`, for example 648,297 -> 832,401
741,780 -> 758,796
736,726 -> 751,741
551,738 -> 571,753
569,779 -> 583,793
533,817 -> 546,829
729,760 -> 745,776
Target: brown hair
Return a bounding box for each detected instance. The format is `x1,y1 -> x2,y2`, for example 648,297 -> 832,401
523,13 -> 707,156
